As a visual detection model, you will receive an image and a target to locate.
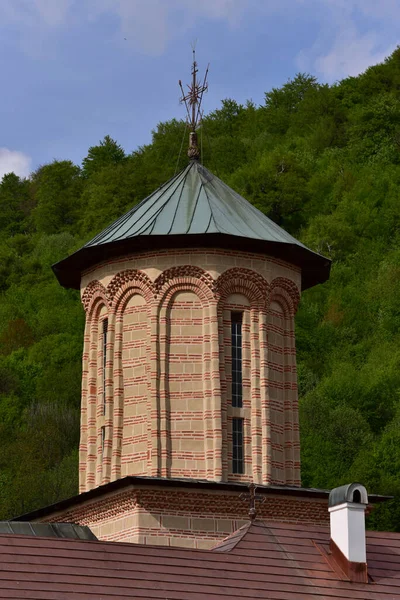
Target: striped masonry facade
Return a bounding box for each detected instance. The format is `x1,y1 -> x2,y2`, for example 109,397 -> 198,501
79,248 -> 301,494
38,485 -> 329,548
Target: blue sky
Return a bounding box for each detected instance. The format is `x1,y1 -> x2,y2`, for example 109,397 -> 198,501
0,0 -> 398,179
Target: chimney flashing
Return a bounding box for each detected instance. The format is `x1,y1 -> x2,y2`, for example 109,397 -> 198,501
329,539 -> 369,584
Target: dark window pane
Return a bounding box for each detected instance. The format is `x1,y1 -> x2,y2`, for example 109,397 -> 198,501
231,312 -> 243,408
232,418 -> 244,474
101,426 -> 106,455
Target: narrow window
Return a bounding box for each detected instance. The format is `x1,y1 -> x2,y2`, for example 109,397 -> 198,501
102,318 -> 108,415
101,426 -> 106,456
231,312 -> 243,408
232,417 -> 244,474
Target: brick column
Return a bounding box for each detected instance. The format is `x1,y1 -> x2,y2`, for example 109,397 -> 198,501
242,309 -> 252,480
209,300 -> 222,480
79,318 -> 90,493
203,303 -> 214,479
292,330 -> 301,487
103,311 -> 115,484
220,307 -> 229,480
284,313 -> 300,486
149,302 -> 161,477
259,310 -> 271,484
250,307 -> 262,483
111,310 -> 123,482
86,315 -> 99,491
158,304 -> 169,477
95,315 -> 105,488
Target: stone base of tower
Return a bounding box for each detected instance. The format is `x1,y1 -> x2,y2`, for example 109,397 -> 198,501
13,477 -> 345,549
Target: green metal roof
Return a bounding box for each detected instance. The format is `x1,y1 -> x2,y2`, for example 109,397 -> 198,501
85,161 -> 309,247
53,161 -> 330,290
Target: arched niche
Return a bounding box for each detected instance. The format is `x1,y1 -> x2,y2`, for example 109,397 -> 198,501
83,297 -> 109,489
119,293 -> 149,477
86,300 -> 109,422
163,288 -> 206,479
267,290 -> 299,486
107,271 -> 154,481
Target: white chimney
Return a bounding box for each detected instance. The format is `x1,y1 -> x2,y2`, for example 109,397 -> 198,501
328,483 -> 368,581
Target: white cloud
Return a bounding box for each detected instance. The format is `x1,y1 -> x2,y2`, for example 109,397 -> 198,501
314,29 -> 396,81
296,0 -> 399,82
0,0 -> 73,28
0,149 -> 32,180
0,0 -> 252,56
87,0 -> 251,55
0,0 -> 397,73
0,0 -> 74,56
322,0 -> 399,21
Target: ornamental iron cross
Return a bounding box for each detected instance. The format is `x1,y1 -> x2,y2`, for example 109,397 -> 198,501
179,48 -> 209,160
240,483 -> 266,521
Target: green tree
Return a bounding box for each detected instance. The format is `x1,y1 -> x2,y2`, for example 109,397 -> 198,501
264,73 -> 319,134
0,173 -> 31,235
1,48 -> 400,526
82,135 -> 126,178
31,161 -> 83,234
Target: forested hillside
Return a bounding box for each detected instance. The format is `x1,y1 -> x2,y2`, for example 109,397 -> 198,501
1,49 -> 400,528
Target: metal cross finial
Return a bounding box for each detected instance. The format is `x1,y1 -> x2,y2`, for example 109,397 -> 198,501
179,48 -> 209,160
240,483 -> 266,521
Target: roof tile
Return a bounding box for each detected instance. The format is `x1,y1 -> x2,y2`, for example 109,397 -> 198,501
0,521 -> 400,598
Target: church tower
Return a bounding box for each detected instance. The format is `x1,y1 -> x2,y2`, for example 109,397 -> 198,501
50,56 -> 330,546
55,158 -> 328,493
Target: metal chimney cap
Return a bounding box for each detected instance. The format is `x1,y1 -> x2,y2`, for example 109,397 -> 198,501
328,483 -> 368,508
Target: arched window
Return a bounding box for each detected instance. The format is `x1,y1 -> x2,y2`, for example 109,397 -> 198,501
222,293 -> 250,479
102,317 -> 108,416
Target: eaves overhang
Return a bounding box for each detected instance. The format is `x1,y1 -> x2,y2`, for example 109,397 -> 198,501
52,233 -> 330,292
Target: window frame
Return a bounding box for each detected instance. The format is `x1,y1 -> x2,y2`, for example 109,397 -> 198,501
102,318 -> 108,415
231,311 -> 243,408
232,417 -> 244,474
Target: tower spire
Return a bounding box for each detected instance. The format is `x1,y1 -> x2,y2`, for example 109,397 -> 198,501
179,48 -> 209,161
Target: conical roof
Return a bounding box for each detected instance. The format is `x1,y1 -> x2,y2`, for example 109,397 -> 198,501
53,161 -> 330,290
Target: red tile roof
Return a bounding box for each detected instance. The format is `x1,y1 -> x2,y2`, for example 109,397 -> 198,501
0,520 -> 399,599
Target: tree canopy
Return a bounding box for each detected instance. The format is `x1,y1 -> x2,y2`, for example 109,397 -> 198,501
1,49 -> 400,527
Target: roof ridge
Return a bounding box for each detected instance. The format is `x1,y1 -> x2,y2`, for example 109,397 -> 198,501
211,521 -> 252,552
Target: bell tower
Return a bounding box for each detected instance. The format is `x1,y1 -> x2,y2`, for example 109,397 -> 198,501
53,56 -> 330,497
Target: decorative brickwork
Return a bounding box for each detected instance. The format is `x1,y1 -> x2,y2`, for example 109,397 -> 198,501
39,484 -> 330,548
155,265 -> 215,298
269,276 -> 301,316
79,248 -> 302,493
81,280 -> 109,313
107,269 -> 155,305
216,267 -> 269,306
